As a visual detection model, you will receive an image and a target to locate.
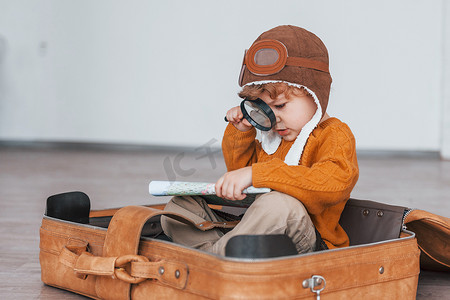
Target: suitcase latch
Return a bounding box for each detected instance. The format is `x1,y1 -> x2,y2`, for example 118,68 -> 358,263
302,275 -> 326,300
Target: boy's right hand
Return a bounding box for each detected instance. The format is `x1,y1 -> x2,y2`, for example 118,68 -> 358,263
226,106 -> 253,132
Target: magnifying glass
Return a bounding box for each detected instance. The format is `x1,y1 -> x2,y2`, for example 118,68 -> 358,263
224,98 -> 276,131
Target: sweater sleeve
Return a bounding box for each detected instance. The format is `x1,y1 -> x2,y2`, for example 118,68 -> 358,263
252,125 -> 359,215
221,123 -> 259,171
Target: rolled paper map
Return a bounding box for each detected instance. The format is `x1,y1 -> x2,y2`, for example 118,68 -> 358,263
149,181 -> 271,196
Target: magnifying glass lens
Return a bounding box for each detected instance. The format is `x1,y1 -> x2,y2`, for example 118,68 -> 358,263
243,101 -> 272,128
240,99 -> 276,131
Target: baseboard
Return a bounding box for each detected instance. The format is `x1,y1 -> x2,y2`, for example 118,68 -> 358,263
0,139 -> 441,159
0,139 -> 222,154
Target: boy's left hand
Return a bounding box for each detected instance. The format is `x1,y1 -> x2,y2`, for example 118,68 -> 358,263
215,166 -> 252,201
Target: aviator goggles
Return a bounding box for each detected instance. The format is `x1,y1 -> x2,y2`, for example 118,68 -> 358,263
238,39 -> 330,85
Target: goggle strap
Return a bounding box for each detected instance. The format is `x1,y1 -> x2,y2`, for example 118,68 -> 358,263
285,57 -> 329,73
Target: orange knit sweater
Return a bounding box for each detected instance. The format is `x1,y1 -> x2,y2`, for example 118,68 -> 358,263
222,117 -> 359,249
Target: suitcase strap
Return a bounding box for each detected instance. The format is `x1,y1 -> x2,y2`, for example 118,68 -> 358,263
404,209 -> 450,270
58,205 -> 234,300
59,244 -> 188,285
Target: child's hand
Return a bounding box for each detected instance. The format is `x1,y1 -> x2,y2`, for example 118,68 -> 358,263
215,166 -> 252,200
226,106 -> 253,132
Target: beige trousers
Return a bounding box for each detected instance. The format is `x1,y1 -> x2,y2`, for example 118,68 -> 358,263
161,191 -> 317,256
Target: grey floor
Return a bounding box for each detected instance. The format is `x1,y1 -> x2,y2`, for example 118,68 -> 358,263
0,145 -> 449,299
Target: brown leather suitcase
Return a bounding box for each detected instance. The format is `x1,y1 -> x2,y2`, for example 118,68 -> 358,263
39,193 -> 449,299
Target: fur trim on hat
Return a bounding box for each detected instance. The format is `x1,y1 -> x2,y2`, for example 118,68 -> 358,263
244,80 -> 322,166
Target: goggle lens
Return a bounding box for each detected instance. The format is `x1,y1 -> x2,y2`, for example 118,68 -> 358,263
254,48 -> 279,66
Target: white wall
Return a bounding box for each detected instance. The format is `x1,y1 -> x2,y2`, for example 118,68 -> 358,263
0,0 -> 447,152
442,1 -> 450,159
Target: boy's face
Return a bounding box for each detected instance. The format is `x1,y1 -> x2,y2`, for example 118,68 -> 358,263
259,91 -> 317,142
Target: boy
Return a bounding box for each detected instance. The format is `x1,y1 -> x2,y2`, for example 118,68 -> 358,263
161,25 -> 359,256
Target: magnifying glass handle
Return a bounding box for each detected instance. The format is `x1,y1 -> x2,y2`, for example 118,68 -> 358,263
224,116 -> 244,122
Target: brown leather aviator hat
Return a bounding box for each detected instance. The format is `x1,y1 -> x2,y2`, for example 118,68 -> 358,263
239,25 -> 332,117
